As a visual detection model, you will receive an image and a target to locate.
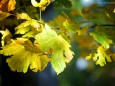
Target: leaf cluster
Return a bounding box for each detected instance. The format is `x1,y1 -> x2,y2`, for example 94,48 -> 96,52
0,0 -> 115,75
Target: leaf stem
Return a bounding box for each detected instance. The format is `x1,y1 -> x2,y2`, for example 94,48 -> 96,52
39,9 -> 42,20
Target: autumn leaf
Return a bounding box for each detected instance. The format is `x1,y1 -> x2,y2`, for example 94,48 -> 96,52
16,13 -> 31,20
90,32 -> 112,48
31,0 -> 53,11
63,20 -> 76,32
8,0 -> 16,12
35,24 -> 74,74
86,46 -> 112,66
0,11 -> 11,21
0,38 -> 49,73
0,0 -> 8,12
15,20 -> 31,35
49,15 -> 78,41
15,19 -> 41,37
0,29 -> 12,46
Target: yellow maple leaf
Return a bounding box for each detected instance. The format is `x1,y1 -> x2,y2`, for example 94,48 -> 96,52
0,38 -> 50,73
86,46 -> 112,66
31,0 -> 53,11
16,13 -> 31,20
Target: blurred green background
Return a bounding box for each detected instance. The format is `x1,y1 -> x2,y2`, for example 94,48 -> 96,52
57,42 -> 115,86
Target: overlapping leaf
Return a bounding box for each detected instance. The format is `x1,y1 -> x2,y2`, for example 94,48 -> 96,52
0,38 -> 49,73
0,0 -> 16,21
90,32 -> 112,48
35,24 -> 74,74
16,13 -> 31,20
15,18 -> 41,37
0,11 -> 11,21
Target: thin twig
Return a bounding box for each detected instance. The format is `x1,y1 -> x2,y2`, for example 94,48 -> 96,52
39,9 -> 42,20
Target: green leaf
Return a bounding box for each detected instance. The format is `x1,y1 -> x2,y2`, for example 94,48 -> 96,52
51,51 -> 66,74
0,38 -> 49,73
35,24 -> 74,74
90,32 -> 112,48
35,24 -> 58,51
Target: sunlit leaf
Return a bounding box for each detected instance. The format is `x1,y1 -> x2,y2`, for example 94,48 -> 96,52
31,0 -> 53,11
86,46 -> 112,66
90,32 -> 112,48
0,38 -> 49,73
35,24 -> 74,74
15,26 -> 31,34
16,13 -> 31,20
86,54 -> 92,60
15,19 -> 41,37
15,21 -> 31,35
51,51 -> 66,74
8,0 -> 16,12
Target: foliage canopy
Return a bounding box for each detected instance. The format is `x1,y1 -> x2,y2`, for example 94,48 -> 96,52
0,0 -> 115,74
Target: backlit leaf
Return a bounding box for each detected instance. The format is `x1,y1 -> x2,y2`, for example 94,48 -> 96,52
15,19 -> 41,37
86,46 -> 112,66
90,32 -> 112,48
16,13 -> 31,20
15,20 -> 31,35
0,38 -> 49,73
51,51 -> 66,74
8,0 -> 16,12
31,0 -> 53,11
35,24 -> 74,74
